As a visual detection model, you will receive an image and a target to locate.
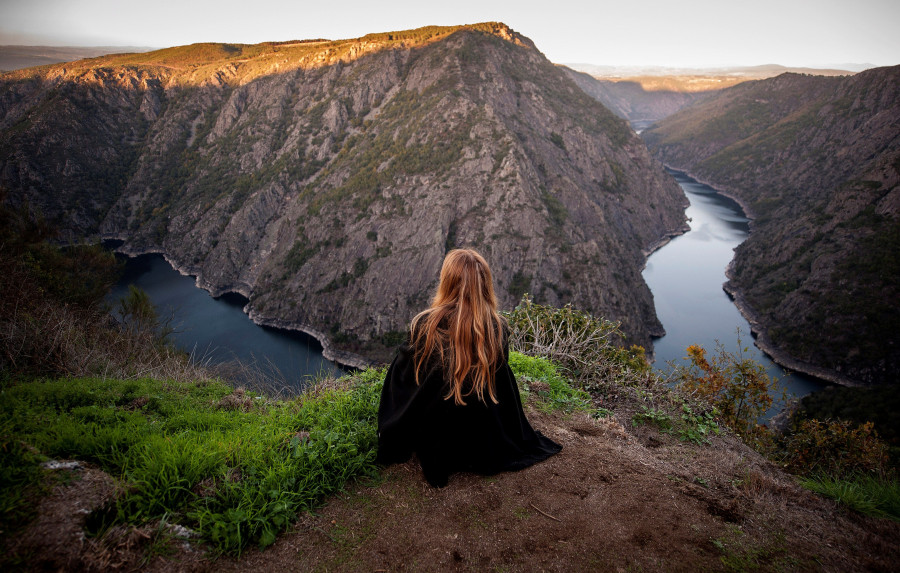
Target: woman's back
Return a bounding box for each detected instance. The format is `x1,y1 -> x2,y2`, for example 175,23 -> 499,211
376,249 -> 561,487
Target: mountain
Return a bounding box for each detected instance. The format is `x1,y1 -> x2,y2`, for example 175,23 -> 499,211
562,69 -> 721,131
563,65 -> 856,132
641,67 -> 900,385
0,23 -> 687,365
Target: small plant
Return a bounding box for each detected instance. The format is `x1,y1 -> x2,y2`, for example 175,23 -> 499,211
678,404 -> 721,445
669,331 -> 782,444
632,407 -> 673,432
631,403 -> 720,445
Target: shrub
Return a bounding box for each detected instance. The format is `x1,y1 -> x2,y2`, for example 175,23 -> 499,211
504,295 -> 651,393
781,418 -> 889,478
668,334 -> 782,443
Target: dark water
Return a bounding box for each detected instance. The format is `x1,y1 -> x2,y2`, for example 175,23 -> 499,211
643,172 -> 827,414
107,253 -> 343,389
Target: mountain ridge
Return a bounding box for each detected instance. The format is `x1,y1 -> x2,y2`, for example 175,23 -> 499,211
1,23 -> 687,365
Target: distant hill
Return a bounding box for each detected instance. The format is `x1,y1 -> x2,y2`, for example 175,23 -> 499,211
0,23 -> 687,365
564,64 -> 857,131
565,63 -> 861,78
641,67 -> 900,386
0,45 -> 155,72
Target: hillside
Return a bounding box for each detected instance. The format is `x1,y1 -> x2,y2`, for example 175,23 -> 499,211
563,65 -> 856,132
641,67 -> 900,385
564,69 -> 731,131
0,23 -> 687,365
9,382 -> 900,571
0,45 -> 155,72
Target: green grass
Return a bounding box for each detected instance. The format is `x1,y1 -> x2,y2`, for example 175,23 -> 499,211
509,352 -> 604,416
800,473 -> 900,522
0,370 -> 383,554
0,352 -> 588,554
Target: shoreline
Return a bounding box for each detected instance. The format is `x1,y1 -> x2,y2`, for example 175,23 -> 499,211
663,165 -> 759,220
640,223 -> 692,267
657,167 -> 857,388
721,272 -> 860,388
106,236 -> 375,371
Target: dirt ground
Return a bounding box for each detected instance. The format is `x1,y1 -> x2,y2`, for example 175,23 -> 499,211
6,407 -> 900,572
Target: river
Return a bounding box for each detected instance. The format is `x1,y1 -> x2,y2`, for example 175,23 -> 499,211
107,171 -> 826,406
643,171 -> 827,413
107,253 -> 343,390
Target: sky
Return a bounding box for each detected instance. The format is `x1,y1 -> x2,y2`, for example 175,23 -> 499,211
1,0 -> 898,68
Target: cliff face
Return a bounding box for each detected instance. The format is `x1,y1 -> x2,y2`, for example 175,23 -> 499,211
642,67 -> 900,385
0,23 -> 687,364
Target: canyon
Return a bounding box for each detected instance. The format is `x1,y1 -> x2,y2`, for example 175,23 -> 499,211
0,23 -> 687,365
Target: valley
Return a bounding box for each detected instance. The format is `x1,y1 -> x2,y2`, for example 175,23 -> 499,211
641,67 -> 900,386
0,23 -> 687,365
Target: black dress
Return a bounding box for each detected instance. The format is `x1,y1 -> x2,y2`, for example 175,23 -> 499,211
376,336 -> 562,487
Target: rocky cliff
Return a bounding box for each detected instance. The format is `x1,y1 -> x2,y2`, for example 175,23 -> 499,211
0,23 -> 687,365
642,67 -> 900,385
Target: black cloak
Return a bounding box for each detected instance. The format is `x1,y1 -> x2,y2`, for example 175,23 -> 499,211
376,338 -> 562,487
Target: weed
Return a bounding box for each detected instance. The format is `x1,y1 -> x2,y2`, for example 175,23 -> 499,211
632,407 -> 673,432
632,403 -> 720,445
678,404 -> 721,445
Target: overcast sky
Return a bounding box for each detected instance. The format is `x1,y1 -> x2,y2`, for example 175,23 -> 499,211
1,0 -> 897,68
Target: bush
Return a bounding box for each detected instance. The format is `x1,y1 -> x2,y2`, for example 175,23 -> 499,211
668,334 -> 782,443
781,418 -> 889,478
504,295 -> 651,393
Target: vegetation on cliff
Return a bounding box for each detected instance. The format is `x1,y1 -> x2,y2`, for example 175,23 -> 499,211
0,22 -> 686,364
641,66 -> 900,385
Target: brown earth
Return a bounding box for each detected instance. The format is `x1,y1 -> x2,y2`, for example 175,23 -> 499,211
9,404 -> 900,572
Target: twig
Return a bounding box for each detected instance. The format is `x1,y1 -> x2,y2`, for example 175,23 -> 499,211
530,503 -> 561,522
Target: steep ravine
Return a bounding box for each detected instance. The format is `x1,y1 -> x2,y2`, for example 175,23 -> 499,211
0,23 -> 687,365
642,67 -> 900,385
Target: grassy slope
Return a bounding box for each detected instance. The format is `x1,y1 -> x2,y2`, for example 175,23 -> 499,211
0,352 -> 597,560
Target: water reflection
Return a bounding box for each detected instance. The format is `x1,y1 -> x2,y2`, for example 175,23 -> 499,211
108,253 -> 343,390
644,172 -> 826,414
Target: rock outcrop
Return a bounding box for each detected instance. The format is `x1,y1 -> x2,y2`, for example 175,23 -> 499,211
642,67 -> 900,385
0,23 -> 687,364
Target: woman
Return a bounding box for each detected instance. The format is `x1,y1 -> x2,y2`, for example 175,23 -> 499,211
376,249 -> 561,487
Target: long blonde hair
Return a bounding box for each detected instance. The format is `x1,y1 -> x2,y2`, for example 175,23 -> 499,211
410,249 -> 505,405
